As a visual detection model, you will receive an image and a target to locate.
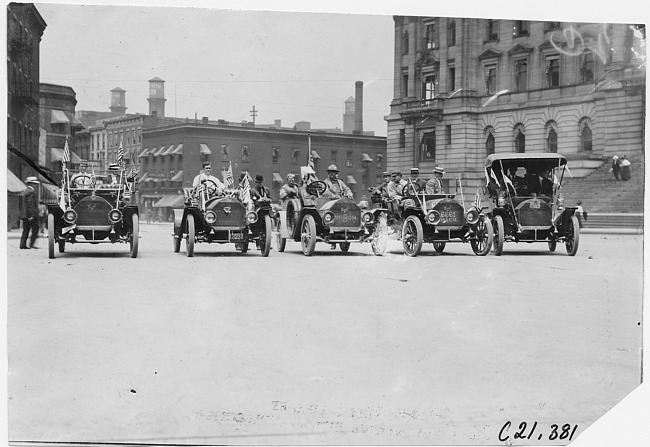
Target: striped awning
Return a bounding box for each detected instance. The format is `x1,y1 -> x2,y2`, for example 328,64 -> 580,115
200,144 -> 212,155
362,153 -> 373,162
7,169 -> 27,193
172,144 -> 184,155
272,172 -> 283,183
161,145 -> 176,156
171,170 -> 183,181
346,175 -> 357,185
153,146 -> 166,156
50,109 -> 69,124
311,150 -> 321,159
139,148 -> 151,157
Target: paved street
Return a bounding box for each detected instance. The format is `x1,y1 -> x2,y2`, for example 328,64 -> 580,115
6,223 -> 643,445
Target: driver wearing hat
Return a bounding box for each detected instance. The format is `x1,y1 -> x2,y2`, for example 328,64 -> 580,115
323,164 -> 353,199
192,161 -> 225,196
250,173 -> 271,203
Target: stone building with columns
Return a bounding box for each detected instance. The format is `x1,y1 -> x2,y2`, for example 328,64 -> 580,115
385,17 -> 646,193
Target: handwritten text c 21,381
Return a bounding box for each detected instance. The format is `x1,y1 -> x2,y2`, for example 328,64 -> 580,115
498,421 -> 578,442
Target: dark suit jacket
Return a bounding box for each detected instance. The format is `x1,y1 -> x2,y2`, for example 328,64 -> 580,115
526,174 -> 553,195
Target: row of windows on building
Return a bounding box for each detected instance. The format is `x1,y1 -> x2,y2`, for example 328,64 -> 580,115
91,127 -> 143,151
397,119 -> 593,161
402,20 -> 564,55
404,48 -> 600,101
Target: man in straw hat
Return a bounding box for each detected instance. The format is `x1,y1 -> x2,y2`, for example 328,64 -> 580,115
19,176 -> 40,249
425,166 -> 446,194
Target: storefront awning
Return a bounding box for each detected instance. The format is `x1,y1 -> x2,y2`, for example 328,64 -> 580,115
311,150 -> 321,159
162,145 -> 176,156
272,172 -> 283,183
50,109 -> 69,124
139,148 -> 151,158
346,175 -> 357,185
153,146 -> 166,157
51,147 -> 82,163
172,144 -> 184,155
362,153 -> 373,162
171,170 -> 183,181
200,144 -> 212,155
152,194 -> 185,208
41,182 -> 61,202
7,169 -> 27,193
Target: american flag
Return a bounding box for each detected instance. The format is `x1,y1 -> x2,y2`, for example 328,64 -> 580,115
117,140 -> 124,165
307,132 -> 314,168
224,161 -> 234,188
240,173 -> 251,205
474,191 -> 482,211
62,137 -> 70,163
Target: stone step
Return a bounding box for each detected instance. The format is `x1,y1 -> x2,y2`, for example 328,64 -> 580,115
584,213 -> 644,229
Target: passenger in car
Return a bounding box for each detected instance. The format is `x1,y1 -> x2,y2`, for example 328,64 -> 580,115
251,174 -> 271,203
279,174 -> 299,201
425,166 -> 445,194
387,170 -> 408,200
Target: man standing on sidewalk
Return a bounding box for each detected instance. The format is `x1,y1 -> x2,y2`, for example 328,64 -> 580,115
19,176 -> 40,249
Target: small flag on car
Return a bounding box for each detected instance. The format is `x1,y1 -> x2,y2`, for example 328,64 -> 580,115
240,173 -> 251,205
474,191 -> 482,211
62,137 -> 70,163
224,161 -> 234,188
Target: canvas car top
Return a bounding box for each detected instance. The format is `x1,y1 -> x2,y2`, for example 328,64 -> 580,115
485,152 -> 567,171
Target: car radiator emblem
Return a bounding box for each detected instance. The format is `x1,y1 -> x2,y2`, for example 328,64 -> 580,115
223,207 -> 231,214
87,203 -> 97,211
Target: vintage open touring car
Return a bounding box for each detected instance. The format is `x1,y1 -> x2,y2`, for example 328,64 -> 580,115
275,180 -> 389,256
484,153 -> 579,256
172,180 -> 273,257
386,179 -> 494,257
46,165 -> 139,259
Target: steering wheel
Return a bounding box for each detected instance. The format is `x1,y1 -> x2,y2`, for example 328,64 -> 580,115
401,182 -> 421,197
306,181 -> 327,197
73,174 -> 94,187
202,179 -> 220,196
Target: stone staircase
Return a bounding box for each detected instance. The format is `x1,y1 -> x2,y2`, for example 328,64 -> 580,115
560,157 -> 645,213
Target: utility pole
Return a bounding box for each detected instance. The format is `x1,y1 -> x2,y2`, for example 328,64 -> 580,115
250,106 -> 258,125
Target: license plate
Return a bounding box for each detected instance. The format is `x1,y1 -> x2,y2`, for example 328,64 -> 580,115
530,200 -> 540,209
333,213 -> 359,225
230,232 -> 243,240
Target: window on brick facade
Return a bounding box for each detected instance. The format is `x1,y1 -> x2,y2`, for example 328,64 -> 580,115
376,153 -> 383,169
581,51 -> 595,83
221,145 -> 229,161
421,132 -> 436,161
515,125 -> 526,153
547,129 -> 558,153
241,145 -> 250,162
581,125 -> 592,152
445,125 -> 452,145
402,31 -> 409,54
425,22 -> 436,49
448,66 -> 456,91
513,20 -> 529,36
515,61 -> 528,91
346,151 -> 353,168
402,73 -> 409,98
399,130 -> 405,149
292,148 -> 300,165
487,20 -> 499,41
447,21 -> 456,46
486,133 -> 495,155
272,147 -> 280,163
486,65 -> 497,95
331,150 -> 337,164
422,75 -> 436,101
545,57 -> 560,87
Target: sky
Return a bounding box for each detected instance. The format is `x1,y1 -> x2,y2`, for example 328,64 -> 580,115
30,0 -> 647,138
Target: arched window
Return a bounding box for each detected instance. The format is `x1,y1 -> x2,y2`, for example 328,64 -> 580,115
580,124 -> 592,152
485,127 -> 496,155
514,124 -> 526,153
545,121 -> 558,153
447,21 -> 456,47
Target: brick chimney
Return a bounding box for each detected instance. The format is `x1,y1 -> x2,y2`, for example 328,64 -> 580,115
354,81 -> 363,134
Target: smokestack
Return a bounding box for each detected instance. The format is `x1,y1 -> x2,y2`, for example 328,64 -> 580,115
354,81 -> 363,134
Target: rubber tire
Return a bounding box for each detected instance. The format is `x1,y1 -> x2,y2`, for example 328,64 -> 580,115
301,214 -> 317,256
493,215 -> 504,256
565,214 -> 580,256
48,213 -> 55,259
276,233 -> 287,252
186,214 -> 195,257
260,215 -> 272,257
130,213 -> 139,258
339,242 -> 351,253
402,215 -> 423,257
433,242 -> 446,253
470,215 -> 494,256
58,239 -> 65,253
548,239 -> 557,252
